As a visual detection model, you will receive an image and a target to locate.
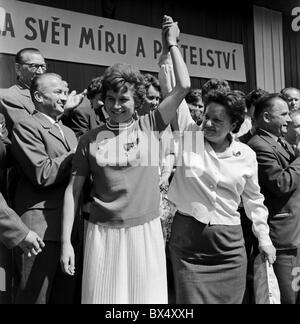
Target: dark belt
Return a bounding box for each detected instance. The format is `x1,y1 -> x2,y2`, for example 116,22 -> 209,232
276,249 -> 298,256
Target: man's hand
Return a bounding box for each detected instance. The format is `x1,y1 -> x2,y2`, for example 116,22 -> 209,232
18,231 -> 45,258
64,89 -> 87,116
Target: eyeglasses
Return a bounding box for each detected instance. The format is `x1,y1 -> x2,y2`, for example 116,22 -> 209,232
21,63 -> 47,72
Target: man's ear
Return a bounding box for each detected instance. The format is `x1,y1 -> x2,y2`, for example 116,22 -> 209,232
263,111 -> 270,124
34,91 -> 43,103
15,63 -> 22,78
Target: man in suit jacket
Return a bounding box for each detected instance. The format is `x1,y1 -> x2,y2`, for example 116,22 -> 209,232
11,73 -> 81,304
0,48 -> 45,137
0,191 -> 44,253
248,93 -> 300,304
62,76 -> 106,138
0,48 -> 87,139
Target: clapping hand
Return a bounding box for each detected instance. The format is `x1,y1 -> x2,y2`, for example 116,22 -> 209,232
64,89 -> 88,116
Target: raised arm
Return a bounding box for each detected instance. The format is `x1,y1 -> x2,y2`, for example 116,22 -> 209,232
158,17 -> 194,131
158,16 -> 190,125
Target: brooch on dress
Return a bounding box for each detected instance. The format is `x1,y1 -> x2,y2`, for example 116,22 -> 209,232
124,138 -> 140,156
232,151 -> 241,157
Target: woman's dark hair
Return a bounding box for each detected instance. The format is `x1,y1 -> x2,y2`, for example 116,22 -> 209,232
245,88 -> 268,111
87,76 -> 103,100
143,73 -> 160,93
205,90 -> 246,134
101,63 -> 146,108
201,78 -> 231,105
185,89 -> 202,105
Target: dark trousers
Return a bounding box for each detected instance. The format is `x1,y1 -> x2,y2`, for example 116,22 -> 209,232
273,248 -> 300,304
13,241 -> 83,304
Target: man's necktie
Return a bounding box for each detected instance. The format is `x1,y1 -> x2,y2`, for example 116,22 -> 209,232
54,122 -> 65,140
54,122 -> 68,148
278,137 -> 291,155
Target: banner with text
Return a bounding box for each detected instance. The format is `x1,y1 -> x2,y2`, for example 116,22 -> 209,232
0,0 -> 246,82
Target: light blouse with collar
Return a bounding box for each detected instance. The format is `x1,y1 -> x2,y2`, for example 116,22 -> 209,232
159,54 -> 272,248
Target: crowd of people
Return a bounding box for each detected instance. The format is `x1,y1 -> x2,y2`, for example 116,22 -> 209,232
0,15 -> 300,304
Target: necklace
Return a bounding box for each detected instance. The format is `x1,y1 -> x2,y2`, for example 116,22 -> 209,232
106,118 -> 135,131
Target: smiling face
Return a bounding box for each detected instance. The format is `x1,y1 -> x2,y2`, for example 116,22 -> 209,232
264,98 -> 291,136
202,102 -> 236,144
284,88 -> 300,111
286,112 -> 300,145
16,51 -> 46,87
144,85 -> 161,111
188,98 -> 204,124
105,88 -> 135,124
34,75 -> 68,120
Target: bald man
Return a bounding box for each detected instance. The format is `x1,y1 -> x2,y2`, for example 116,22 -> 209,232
11,73 -> 81,304
281,87 -> 300,112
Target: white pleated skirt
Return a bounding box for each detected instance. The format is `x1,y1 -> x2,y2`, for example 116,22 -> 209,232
82,217 -> 168,304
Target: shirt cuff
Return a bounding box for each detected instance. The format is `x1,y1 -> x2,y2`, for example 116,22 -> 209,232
158,53 -> 172,67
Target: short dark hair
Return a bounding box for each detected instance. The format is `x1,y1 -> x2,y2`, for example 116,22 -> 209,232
202,78 -> 231,105
205,90 -> 246,134
15,48 -> 43,64
87,77 -> 103,100
30,73 -> 62,102
245,88 -> 268,111
253,93 -> 288,121
143,73 -> 160,93
101,63 -> 146,108
186,89 -> 202,105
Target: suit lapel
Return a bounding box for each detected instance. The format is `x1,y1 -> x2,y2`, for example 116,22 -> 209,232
257,129 -> 291,161
56,121 -> 71,151
33,112 -> 71,151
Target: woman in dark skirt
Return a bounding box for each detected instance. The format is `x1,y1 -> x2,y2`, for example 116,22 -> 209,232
165,90 -> 276,304
158,51 -> 276,304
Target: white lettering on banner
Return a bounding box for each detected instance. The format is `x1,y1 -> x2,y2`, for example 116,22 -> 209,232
0,6 -> 6,31
0,0 -> 246,82
291,7 -> 300,32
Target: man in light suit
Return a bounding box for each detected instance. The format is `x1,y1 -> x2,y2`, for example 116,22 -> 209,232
248,93 -> 300,304
0,48 -> 87,139
11,73 -> 81,304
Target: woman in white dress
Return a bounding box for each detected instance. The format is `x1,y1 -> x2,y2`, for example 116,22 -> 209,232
60,16 -> 190,304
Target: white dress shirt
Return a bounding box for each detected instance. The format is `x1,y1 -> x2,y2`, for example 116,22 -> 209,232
159,54 -> 272,248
